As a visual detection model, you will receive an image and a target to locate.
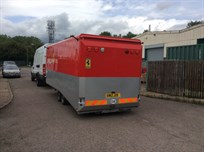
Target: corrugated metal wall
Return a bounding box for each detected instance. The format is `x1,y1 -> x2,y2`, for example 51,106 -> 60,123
167,44 -> 204,60
147,61 -> 204,98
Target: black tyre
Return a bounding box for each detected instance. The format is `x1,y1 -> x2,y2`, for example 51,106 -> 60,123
36,77 -> 43,87
57,92 -> 61,102
61,96 -> 68,105
31,74 -> 35,81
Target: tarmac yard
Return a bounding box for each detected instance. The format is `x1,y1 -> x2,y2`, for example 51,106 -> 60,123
0,68 -> 204,152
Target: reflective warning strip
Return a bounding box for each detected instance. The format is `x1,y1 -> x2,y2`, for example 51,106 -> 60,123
85,100 -> 107,106
118,98 -> 138,104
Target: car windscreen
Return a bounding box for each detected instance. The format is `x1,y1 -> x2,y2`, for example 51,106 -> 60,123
3,61 -> 16,65
5,66 -> 19,70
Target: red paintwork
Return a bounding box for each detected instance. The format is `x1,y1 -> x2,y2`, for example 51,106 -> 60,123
46,34 -> 142,77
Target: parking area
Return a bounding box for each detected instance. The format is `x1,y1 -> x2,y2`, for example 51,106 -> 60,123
0,67 -> 204,152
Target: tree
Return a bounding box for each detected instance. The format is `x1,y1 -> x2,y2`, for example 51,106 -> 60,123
143,29 -> 149,33
99,31 -> 112,37
12,36 -> 44,64
99,31 -> 138,38
187,20 -> 203,28
0,35 -> 43,64
122,32 -> 137,38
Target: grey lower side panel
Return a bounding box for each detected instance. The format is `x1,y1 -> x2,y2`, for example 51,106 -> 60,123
47,70 -> 79,109
47,70 -> 140,113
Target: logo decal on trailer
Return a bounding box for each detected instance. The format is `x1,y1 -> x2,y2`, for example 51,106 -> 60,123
85,58 -> 91,69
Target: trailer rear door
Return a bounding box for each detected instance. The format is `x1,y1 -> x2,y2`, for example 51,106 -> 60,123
78,35 -> 142,77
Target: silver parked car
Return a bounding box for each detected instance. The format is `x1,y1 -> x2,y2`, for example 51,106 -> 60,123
2,61 -> 16,70
2,65 -> 21,78
2,61 -> 17,73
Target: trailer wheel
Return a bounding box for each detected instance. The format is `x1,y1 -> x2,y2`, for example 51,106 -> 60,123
57,92 -> 61,102
61,96 -> 68,105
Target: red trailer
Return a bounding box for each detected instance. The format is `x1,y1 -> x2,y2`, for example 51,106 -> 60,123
46,34 -> 142,114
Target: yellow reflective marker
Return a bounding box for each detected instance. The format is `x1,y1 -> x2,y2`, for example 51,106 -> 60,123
85,58 -> 91,69
105,93 -> 121,98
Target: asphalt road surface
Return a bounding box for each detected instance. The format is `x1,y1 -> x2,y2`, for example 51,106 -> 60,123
0,68 -> 204,152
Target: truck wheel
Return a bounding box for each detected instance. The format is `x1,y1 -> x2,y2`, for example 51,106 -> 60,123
57,92 -> 61,102
61,96 -> 68,105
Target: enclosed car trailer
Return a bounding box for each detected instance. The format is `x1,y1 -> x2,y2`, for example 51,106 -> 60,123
46,34 -> 142,114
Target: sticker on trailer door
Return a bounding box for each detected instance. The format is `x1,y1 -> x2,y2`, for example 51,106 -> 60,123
85,58 -> 91,69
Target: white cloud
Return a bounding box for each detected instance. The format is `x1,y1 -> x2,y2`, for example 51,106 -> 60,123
156,2 -> 173,11
0,0 -> 200,43
1,0 -> 104,20
102,4 -> 113,11
0,12 -> 189,43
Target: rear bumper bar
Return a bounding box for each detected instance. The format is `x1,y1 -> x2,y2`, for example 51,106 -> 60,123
77,102 -> 140,114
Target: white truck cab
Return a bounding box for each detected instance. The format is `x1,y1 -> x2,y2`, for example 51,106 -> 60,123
31,43 -> 49,86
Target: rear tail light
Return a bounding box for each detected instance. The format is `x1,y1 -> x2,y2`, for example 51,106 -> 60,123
43,64 -> 46,76
78,97 -> 85,106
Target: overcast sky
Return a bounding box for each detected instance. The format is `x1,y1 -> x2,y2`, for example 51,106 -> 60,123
0,0 -> 204,42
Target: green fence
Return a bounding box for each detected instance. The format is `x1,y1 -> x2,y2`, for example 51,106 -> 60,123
167,44 -> 204,60
147,61 -> 204,98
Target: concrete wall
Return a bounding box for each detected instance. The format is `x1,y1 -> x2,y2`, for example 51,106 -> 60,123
134,24 -> 204,58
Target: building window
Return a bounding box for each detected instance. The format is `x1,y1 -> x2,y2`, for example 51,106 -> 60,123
197,38 -> 204,44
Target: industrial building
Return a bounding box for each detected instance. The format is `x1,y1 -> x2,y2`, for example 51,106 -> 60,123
134,23 -> 204,61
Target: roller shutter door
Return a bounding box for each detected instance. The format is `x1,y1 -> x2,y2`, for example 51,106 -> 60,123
146,47 -> 164,61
